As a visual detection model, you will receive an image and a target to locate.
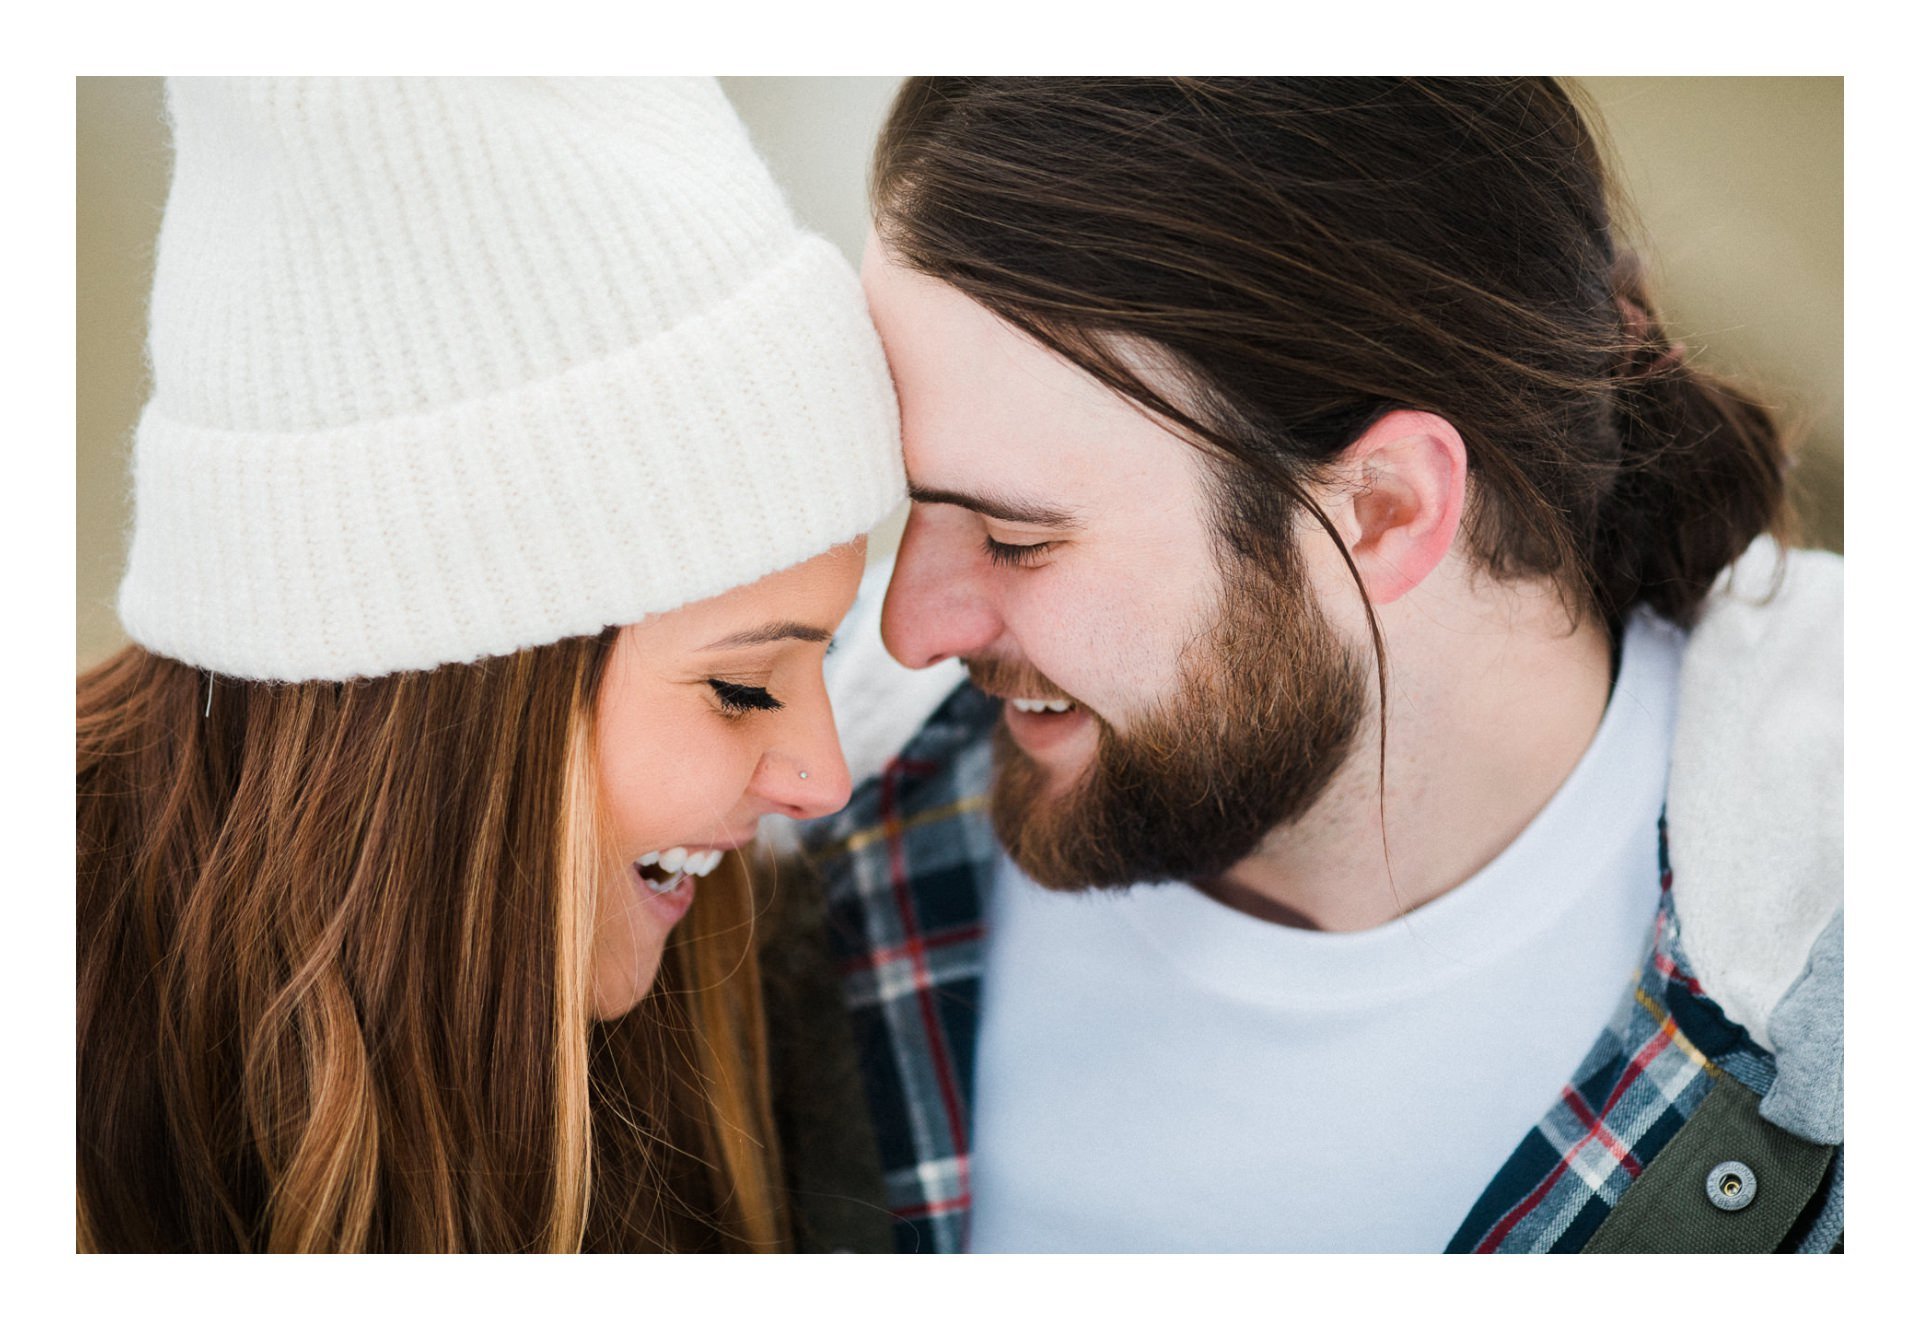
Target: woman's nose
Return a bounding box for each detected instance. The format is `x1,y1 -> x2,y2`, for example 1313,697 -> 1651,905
751,700 -> 853,821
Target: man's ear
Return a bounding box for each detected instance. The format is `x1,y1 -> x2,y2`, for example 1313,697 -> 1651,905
1324,409 -> 1467,605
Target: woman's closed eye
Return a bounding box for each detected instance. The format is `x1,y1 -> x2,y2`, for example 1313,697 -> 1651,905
707,678 -> 784,716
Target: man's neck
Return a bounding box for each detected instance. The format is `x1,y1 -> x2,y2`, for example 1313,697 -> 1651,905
1202,578 -> 1616,933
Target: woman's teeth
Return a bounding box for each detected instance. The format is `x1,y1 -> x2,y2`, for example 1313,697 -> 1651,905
636,847 -> 723,875
1010,698 -> 1075,713
634,847 -> 725,891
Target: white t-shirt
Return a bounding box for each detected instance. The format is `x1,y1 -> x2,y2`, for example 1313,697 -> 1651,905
967,610 -> 1686,1252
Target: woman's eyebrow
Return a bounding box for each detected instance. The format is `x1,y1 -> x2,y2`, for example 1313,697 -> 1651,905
698,621 -> 834,651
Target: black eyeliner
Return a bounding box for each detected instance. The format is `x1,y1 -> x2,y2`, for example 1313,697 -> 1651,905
706,678 -> 783,714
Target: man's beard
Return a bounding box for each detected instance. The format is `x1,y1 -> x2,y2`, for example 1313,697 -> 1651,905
978,556 -> 1370,891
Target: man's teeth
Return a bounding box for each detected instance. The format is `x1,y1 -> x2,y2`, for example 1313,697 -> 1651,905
1009,698 -> 1075,714
634,847 -> 725,878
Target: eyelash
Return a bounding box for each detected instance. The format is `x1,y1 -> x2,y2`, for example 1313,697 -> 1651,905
982,536 -> 1054,568
707,679 -> 784,716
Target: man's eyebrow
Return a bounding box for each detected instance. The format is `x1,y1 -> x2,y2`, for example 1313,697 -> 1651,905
698,621 -> 834,651
907,484 -> 1083,530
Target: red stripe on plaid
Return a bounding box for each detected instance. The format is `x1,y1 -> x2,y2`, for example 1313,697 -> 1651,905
1651,949 -> 1705,994
1644,898 -> 1703,994
892,1195 -> 970,1222
879,756 -> 974,1230
837,923 -> 988,977
1557,1087 -> 1643,1180
1473,1019 -> 1674,1252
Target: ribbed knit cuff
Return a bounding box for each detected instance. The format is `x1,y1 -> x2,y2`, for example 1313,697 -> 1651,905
119,236 -> 904,681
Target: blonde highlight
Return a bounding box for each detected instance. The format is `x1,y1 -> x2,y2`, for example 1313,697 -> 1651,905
78,634 -> 784,1252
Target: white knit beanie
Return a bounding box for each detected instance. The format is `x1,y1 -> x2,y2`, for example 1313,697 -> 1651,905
118,78 -> 905,682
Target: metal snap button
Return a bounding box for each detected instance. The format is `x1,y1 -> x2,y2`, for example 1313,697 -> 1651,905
1706,1160 -> 1757,1212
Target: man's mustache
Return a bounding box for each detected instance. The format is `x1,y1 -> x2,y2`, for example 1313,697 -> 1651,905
962,656 -> 1081,707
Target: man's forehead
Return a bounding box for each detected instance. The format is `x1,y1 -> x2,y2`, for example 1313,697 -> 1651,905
865,250 -> 1210,519
872,278 -> 1104,408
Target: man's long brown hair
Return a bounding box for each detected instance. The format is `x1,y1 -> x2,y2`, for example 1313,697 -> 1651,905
873,78 -> 1791,633
76,634 -> 785,1251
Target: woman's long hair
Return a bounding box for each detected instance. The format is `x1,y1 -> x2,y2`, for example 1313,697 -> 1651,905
76,634 -> 784,1252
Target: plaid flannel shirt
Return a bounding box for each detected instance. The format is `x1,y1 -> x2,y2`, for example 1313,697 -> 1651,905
797,682 -> 1839,1253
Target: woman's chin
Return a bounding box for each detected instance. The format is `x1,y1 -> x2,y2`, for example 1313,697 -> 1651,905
589,862 -> 697,1019
591,939 -> 667,1021
592,965 -> 658,1022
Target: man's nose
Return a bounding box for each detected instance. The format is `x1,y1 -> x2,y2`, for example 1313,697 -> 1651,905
881,506 -> 1003,670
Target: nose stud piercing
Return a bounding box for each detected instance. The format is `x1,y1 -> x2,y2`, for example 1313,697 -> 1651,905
799,770 -> 810,780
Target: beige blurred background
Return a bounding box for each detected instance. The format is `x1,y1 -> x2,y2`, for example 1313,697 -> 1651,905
76,77 -> 1842,670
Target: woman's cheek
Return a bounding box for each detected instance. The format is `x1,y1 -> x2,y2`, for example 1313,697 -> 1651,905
600,702 -> 707,854
683,721 -> 762,812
